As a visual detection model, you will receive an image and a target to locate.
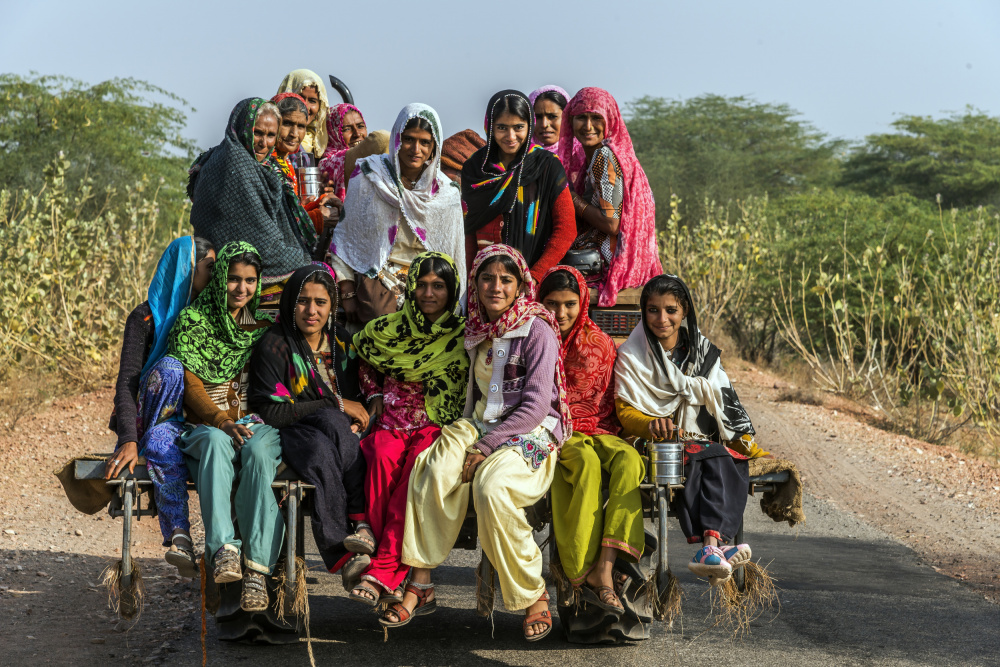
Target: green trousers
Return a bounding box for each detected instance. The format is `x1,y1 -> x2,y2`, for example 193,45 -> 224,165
181,423 -> 284,575
550,432 -> 645,584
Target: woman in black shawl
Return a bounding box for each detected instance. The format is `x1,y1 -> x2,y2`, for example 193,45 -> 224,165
248,264 -> 375,582
189,98 -> 322,301
461,90 -> 576,279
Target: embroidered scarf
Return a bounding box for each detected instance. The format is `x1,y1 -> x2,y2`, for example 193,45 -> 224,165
319,103 -> 366,201
166,241 -> 273,384
275,68 -> 329,158
461,90 -> 568,268
353,252 -> 469,425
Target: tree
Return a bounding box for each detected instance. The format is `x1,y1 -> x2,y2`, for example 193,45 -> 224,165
840,109 -> 1000,208
0,73 -> 196,224
627,94 -> 842,219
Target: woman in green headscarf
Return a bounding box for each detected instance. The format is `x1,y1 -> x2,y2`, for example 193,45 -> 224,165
347,252 -> 468,609
166,241 -> 281,614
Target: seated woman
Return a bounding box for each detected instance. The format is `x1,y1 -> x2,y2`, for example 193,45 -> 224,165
275,68 -> 330,169
539,266 -> 644,616
614,274 -> 768,583
528,85 -> 569,154
557,87 -> 662,307
248,264 -> 373,584
462,90 -> 575,280
167,242 -> 282,612
319,103 -> 390,202
348,252 -> 468,607
189,98 -> 320,306
399,245 -> 572,641
105,235 -> 215,577
330,103 -> 464,325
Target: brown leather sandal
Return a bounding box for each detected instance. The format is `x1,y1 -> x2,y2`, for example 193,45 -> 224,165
523,590 -> 552,642
581,581 -> 624,615
379,583 -> 437,628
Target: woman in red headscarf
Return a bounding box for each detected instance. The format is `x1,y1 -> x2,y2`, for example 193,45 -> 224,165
319,103 -> 389,202
557,87 -> 662,307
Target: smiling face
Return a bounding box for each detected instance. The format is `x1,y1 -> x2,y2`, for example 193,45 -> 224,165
299,85 -> 321,125
277,110 -> 308,157
644,292 -> 686,351
252,113 -> 278,162
191,248 -> 216,296
226,261 -> 259,314
533,98 -> 563,147
476,259 -> 522,322
340,110 -> 367,148
542,289 -> 580,337
415,270 -> 449,323
572,112 -> 606,149
398,126 -> 435,175
294,280 -> 332,338
493,110 -> 529,162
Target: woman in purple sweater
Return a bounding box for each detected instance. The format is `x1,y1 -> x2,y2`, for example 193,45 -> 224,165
392,244 -> 572,642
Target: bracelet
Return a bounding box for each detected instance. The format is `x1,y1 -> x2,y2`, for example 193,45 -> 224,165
367,393 -> 383,404
342,292 -> 356,300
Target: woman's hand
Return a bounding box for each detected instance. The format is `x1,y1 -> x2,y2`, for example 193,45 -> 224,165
221,419 -> 254,448
461,452 -> 487,484
367,396 -> 384,422
648,417 -> 681,441
343,399 -> 369,433
105,441 -> 139,479
339,280 -> 359,323
319,194 -> 343,233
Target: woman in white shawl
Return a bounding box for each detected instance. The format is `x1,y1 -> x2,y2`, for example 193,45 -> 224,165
614,274 -> 769,585
330,104 -> 465,324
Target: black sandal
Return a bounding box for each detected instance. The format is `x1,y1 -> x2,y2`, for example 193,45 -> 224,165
349,580 -> 380,607
581,581 -> 624,616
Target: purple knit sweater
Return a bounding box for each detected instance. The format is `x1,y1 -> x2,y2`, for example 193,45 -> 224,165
466,317 -> 564,456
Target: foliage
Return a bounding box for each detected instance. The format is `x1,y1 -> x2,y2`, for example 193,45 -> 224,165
628,94 -> 843,219
840,108 -> 1000,209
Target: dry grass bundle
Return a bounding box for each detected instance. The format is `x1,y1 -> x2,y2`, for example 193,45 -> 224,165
100,557 -> 144,621
475,560 -> 496,618
272,557 -> 315,667
709,560 -> 779,638
645,567 -> 683,627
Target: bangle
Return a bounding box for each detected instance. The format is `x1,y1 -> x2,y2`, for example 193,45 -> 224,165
342,292 -> 356,300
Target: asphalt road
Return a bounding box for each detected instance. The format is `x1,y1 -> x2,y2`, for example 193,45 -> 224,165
178,492 -> 1000,667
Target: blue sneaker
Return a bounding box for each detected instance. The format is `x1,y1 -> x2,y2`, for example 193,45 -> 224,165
687,545 -> 732,581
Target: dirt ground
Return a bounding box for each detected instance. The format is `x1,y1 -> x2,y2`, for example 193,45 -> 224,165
1,364 -> 997,664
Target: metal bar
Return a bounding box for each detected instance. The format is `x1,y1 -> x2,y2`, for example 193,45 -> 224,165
733,519 -> 745,591
748,472 -> 790,484
121,482 -> 134,587
657,488 -> 669,579
285,483 -> 298,606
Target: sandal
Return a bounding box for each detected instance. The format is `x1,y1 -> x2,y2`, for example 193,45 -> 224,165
523,590 -> 552,642
581,582 -> 624,616
379,585 -> 404,605
241,570 -> 268,612
343,521 -> 376,555
379,583 -> 437,628
349,580 -> 380,607
341,553 -> 370,592
164,533 -> 198,578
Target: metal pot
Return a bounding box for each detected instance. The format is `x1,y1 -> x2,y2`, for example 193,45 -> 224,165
647,441 -> 684,486
297,167 -> 323,199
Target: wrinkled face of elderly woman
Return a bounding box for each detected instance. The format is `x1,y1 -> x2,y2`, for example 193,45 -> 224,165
252,112 -> 279,162
572,112 -> 606,149
277,110 -> 308,157
340,111 -> 368,148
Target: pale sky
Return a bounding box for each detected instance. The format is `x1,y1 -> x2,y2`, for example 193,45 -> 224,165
3,0 -> 999,152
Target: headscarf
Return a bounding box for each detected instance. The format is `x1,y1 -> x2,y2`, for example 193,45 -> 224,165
275,69 -> 330,158
249,264 -> 349,408
166,242 -> 273,384
557,87 -> 662,307
528,85 -> 571,156
462,90 -> 569,268
188,97 -> 316,278
140,236 -> 197,379
330,103 -> 466,297
538,265 -> 619,436
353,252 -> 469,425
270,92 -> 309,191
465,245 -> 572,440
615,274 -> 755,442
319,103 -> 366,201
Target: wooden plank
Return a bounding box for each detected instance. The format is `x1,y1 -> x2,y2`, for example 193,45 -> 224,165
589,287 -> 642,306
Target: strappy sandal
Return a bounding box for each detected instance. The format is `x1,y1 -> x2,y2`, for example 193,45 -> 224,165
581,582 -> 624,616
523,590 -> 553,642
379,585 -> 404,605
341,553 -> 370,592
241,570 -> 268,612
164,533 -> 198,578
379,583 -> 437,628
349,580 -> 380,607
343,521 -> 376,555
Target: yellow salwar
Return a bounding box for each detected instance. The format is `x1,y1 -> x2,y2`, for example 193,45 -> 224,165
550,432 -> 645,584
402,418 -> 557,611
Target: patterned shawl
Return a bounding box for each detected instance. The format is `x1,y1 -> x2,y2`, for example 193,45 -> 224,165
140,235 -> 196,380
614,274 -> 755,442
319,103 -> 366,201
465,244 -> 573,439
528,85 -> 570,155
557,87 -> 662,307
330,103 -> 466,297
461,90 -> 568,269
538,265 -> 619,436
166,241 -> 274,384
275,69 -> 329,158
353,252 -> 469,425
188,97 -> 316,279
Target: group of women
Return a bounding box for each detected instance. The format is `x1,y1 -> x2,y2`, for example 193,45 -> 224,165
104,68 -> 769,642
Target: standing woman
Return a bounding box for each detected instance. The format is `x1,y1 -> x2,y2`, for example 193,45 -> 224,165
538,266 -> 645,615
462,90 -> 576,280
275,68 -> 330,169
330,103 -> 464,325
248,264 -> 373,581
399,245 -> 571,642
615,275 -> 768,584
347,252 -> 468,607
319,103 -> 390,202
168,242 -> 282,612
189,98 -> 320,305
557,87 -> 662,307
105,236 -> 216,576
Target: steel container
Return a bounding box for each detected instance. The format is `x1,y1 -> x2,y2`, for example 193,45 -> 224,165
647,441 -> 684,486
297,167 -> 323,199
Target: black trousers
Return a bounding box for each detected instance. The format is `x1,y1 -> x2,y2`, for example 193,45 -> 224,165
673,444 -> 749,544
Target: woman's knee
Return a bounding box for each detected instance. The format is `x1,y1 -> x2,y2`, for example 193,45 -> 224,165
240,427 -> 281,469
612,445 -> 645,483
